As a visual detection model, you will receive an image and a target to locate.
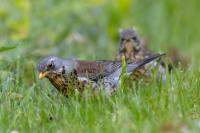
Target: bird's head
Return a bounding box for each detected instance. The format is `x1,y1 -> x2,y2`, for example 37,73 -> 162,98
37,56 -> 65,79
119,28 -> 141,52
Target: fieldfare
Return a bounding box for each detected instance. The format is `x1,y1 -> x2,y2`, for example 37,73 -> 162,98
38,53 -> 165,96
116,28 -> 167,81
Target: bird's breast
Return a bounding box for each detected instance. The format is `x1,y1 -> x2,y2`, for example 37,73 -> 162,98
47,73 -> 86,95
48,74 -> 67,91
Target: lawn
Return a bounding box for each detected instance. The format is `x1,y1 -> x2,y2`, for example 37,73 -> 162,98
0,0 -> 200,132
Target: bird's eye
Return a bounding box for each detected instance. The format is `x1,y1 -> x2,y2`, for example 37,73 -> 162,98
132,37 -> 137,41
48,63 -> 53,68
46,63 -> 54,70
121,38 -> 125,42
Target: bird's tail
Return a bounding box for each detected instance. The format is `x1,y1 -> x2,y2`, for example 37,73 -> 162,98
127,53 -> 166,73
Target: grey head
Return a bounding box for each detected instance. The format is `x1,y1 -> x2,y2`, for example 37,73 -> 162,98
119,28 -> 141,51
38,56 -> 75,79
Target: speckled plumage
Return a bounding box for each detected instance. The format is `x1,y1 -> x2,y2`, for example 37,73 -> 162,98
117,28 -> 166,81
38,54 -> 164,96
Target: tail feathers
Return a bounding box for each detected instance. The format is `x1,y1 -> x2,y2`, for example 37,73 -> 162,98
127,53 -> 166,73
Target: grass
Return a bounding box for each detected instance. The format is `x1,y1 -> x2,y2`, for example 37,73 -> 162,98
0,0 -> 200,132
1,69 -> 200,132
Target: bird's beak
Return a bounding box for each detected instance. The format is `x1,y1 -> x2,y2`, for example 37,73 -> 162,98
39,71 -> 49,79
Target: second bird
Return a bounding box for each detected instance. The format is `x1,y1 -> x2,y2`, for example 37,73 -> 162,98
117,28 -> 167,82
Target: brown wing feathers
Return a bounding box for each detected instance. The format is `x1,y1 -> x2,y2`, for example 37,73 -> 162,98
76,61 -> 121,80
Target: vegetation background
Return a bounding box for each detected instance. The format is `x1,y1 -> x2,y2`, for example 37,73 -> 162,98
0,0 -> 200,132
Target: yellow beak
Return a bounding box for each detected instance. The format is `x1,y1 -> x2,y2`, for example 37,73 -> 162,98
39,71 -> 49,79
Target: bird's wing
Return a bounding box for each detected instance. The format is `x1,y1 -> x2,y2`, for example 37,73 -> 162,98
76,60 -> 122,80
127,53 -> 166,73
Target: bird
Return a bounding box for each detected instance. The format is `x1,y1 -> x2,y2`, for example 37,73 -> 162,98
116,28 -> 167,81
38,53 -> 165,96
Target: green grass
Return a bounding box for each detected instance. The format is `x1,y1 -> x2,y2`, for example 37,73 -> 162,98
0,0 -> 200,132
1,69 -> 200,132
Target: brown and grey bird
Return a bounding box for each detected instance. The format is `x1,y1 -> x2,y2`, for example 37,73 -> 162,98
117,28 -> 153,63
117,28 -> 166,81
38,53 -> 165,96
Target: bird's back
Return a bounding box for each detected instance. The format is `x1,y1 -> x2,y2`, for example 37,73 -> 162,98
76,60 -> 122,80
